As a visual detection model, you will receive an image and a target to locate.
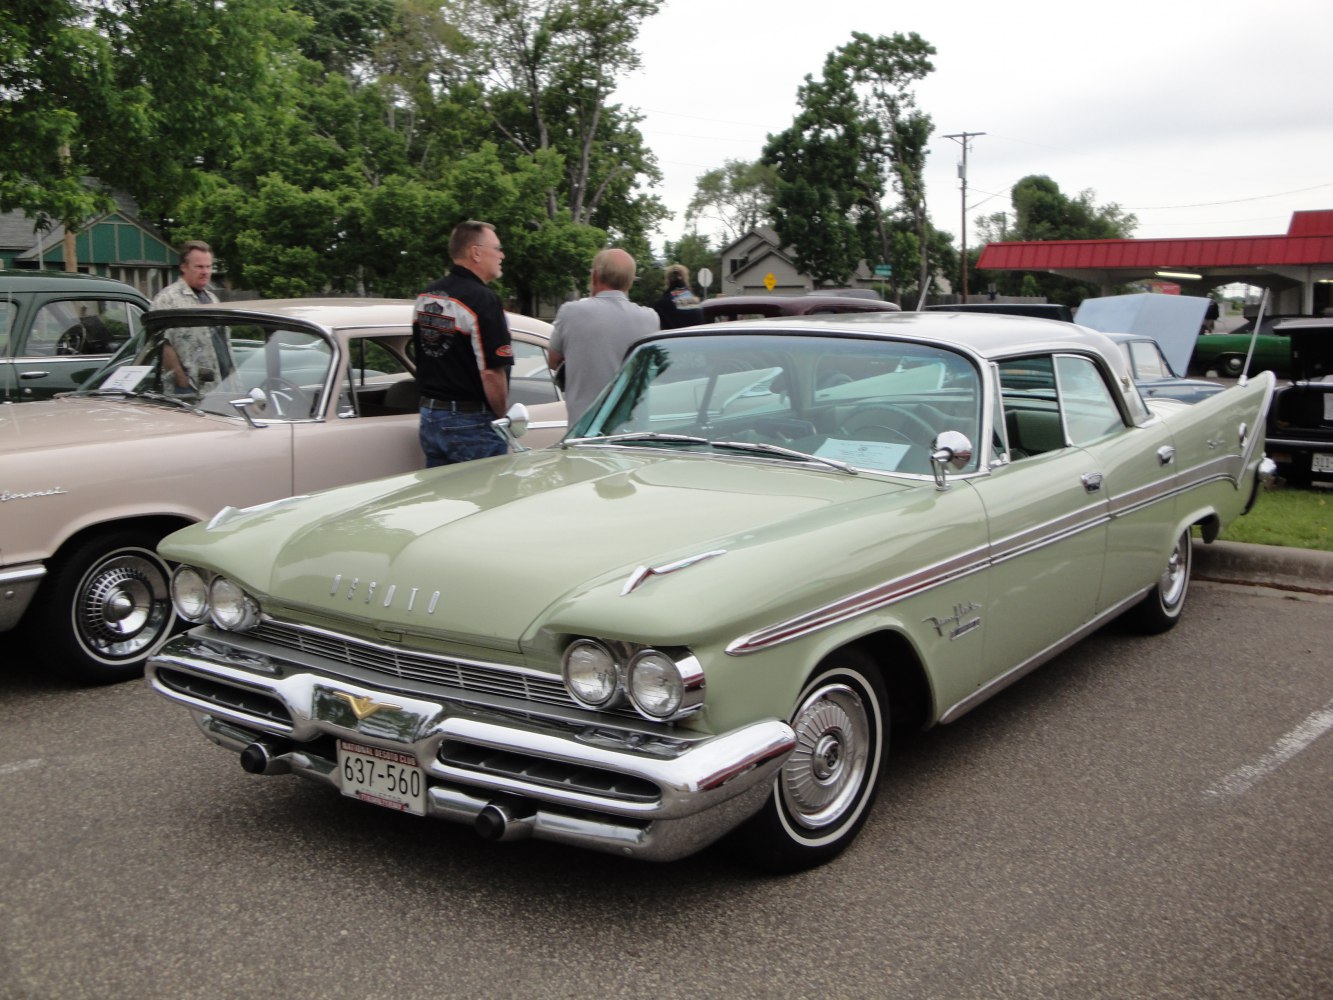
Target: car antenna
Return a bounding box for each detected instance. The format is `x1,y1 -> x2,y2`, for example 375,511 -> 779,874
1238,288 -> 1268,387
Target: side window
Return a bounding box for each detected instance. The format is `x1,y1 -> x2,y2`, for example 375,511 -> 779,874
998,356 -> 1065,459
1055,355 -> 1124,446
1127,340 -> 1169,379
510,339 -> 558,405
339,336 -> 414,417
29,298 -> 140,357
0,302 -> 15,354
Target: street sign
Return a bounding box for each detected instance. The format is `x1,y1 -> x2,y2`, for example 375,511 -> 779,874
874,264 -> 892,277
697,267 -> 713,290
764,272 -> 776,291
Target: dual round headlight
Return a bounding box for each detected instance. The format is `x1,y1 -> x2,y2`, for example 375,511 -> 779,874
170,566 -> 261,632
561,639 -> 703,721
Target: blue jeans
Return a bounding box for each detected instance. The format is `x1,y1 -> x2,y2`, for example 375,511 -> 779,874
419,407 -> 507,468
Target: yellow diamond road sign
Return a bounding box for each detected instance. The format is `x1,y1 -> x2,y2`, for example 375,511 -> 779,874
764,272 -> 776,291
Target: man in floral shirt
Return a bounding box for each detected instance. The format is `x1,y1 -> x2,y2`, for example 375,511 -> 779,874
151,240 -> 229,395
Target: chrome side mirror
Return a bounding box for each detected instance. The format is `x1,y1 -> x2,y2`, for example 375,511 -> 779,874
929,431 -> 973,490
492,402 -> 531,451
228,388 -> 269,429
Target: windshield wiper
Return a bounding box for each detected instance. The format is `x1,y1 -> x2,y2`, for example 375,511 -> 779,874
562,432 -> 711,448
105,389 -> 200,411
710,440 -> 859,475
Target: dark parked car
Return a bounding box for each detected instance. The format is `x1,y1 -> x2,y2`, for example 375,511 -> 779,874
702,294 -> 900,322
1265,318 -> 1333,484
0,271 -> 148,401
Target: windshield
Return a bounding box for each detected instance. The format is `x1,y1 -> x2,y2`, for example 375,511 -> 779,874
79,314 -> 335,420
570,332 -> 983,476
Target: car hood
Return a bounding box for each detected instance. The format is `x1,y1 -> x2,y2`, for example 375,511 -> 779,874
1075,293 -> 1209,375
160,448 -> 955,654
0,395 -> 230,452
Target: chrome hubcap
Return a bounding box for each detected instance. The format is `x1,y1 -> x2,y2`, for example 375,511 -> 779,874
77,551 -> 171,660
781,683 -> 870,830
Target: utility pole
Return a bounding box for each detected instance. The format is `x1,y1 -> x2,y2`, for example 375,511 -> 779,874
943,131 -> 985,301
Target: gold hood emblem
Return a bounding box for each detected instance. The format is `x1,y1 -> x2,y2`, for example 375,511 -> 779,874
332,691 -> 398,720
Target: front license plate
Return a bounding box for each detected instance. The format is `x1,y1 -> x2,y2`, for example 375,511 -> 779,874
337,739 -> 426,816
1312,453 -> 1333,474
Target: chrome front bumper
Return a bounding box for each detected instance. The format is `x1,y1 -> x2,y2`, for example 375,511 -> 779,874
147,633 -> 795,862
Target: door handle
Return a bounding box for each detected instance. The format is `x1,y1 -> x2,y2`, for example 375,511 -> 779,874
19,371 -> 51,379
1081,472 -> 1104,493
1157,445 -> 1175,466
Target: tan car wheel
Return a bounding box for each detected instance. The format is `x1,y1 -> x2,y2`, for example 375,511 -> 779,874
34,530 -> 176,684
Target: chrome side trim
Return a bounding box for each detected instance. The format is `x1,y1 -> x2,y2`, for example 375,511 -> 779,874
726,545 -> 991,655
727,440 -> 1255,658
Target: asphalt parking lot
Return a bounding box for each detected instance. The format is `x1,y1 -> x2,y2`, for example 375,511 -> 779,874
1,564 -> 1328,1000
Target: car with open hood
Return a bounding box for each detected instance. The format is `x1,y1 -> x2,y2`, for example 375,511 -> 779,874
146,310 -> 1274,871
1,298 -> 562,683
1265,317 -> 1333,484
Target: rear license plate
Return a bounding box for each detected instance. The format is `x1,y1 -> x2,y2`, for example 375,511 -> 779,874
337,739 -> 426,815
1312,453 -> 1333,474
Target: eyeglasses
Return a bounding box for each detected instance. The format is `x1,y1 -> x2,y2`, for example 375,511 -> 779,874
471,243 -> 503,254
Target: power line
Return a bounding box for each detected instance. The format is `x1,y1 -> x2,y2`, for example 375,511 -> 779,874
1125,182 -> 1333,210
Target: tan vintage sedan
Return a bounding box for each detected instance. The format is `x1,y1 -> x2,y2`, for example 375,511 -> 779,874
0,298 -> 563,683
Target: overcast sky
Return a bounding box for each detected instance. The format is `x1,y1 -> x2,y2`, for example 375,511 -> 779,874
613,0 -> 1333,252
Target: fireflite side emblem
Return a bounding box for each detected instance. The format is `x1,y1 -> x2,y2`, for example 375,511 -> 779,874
924,601 -> 982,640
332,692 -> 398,720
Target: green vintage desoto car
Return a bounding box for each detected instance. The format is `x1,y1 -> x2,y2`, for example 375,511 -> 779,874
147,312 -> 1275,871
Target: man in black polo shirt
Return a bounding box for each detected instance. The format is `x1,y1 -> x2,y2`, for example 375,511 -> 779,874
412,220 -> 513,466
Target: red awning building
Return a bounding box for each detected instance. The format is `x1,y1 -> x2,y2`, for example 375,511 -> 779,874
977,210 -> 1333,314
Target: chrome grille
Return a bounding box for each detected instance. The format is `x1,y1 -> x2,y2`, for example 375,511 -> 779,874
157,667 -> 293,726
252,619 -> 578,710
439,741 -> 659,804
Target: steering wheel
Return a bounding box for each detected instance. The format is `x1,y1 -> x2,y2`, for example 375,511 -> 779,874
840,403 -> 937,448
258,376 -> 310,418
55,328 -> 84,356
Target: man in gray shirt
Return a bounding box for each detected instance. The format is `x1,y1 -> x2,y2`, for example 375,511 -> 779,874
548,248 -> 660,427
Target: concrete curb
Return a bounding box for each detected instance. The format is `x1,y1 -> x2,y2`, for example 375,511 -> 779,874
1194,540 -> 1333,595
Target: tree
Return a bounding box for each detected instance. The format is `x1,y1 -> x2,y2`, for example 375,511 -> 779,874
831,32 -> 936,296
462,0 -> 666,245
0,2 -> 124,268
685,159 -> 777,245
0,0 -> 306,269
975,175 -> 1137,305
762,32 -> 937,294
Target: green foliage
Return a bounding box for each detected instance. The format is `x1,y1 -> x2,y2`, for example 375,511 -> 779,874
763,32 -> 937,293
462,0 -> 666,247
0,0 -> 661,312
686,160 -> 778,244
975,175 -> 1138,306
0,1 -> 120,230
